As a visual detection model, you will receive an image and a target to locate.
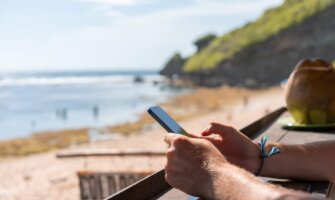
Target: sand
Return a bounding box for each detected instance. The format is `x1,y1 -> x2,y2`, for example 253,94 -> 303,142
0,86 -> 285,200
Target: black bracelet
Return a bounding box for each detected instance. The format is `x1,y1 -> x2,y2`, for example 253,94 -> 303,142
255,136 -> 280,176
255,152 -> 266,176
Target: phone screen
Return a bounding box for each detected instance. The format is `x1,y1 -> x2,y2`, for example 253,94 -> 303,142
147,106 -> 187,135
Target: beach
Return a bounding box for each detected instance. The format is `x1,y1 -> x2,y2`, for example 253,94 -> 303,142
0,85 -> 285,200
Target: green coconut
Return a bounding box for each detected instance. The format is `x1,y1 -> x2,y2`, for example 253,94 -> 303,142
285,58 -> 335,124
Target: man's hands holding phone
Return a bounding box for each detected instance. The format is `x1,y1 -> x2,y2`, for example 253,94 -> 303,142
164,122 -> 261,198
148,107 -> 265,197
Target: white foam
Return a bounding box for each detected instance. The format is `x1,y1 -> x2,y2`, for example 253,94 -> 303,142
0,75 -> 163,87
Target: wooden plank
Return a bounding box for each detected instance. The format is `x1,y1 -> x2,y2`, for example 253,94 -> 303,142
153,188 -> 191,200
327,183 -> 335,199
240,107 -> 287,139
78,172 -> 150,200
253,119 -> 288,142
104,170 -> 171,200
279,130 -> 335,144
57,149 -> 165,158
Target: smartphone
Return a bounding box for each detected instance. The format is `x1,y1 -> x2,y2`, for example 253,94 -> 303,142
147,106 -> 187,135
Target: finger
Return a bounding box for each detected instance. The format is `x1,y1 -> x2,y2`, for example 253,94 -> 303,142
185,132 -> 199,138
164,133 -> 177,146
165,133 -> 192,147
202,135 -> 222,144
201,122 -> 235,137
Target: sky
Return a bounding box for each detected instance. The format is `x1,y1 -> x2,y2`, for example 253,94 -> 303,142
0,0 -> 284,72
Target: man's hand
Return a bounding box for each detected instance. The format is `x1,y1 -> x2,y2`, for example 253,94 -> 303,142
201,122 -> 260,174
164,133 -> 319,200
164,133 -> 227,198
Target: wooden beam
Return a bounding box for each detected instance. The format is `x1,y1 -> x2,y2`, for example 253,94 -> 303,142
104,169 -> 171,200
56,149 -> 165,158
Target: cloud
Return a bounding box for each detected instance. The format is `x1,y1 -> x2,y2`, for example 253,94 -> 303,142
128,0 -> 283,21
0,0 -> 284,72
78,0 -> 153,6
78,0 -> 155,18
106,9 -> 123,17
79,0 -> 136,6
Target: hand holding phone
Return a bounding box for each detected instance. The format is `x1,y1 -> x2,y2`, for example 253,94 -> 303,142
148,106 -> 200,200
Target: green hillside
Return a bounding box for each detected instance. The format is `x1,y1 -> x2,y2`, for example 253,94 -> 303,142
184,0 -> 335,72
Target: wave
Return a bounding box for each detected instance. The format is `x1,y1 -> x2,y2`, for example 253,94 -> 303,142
0,74 -> 165,87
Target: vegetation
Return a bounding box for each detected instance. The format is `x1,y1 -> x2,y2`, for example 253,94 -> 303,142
167,53 -> 184,66
184,0 -> 335,72
160,52 -> 186,76
194,33 -> 217,52
0,129 -> 89,157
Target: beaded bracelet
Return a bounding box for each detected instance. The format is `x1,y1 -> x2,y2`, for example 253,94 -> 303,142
255,136 -> 281,176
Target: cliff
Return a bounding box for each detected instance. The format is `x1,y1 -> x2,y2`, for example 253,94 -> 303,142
160,53 -> 186,78
160,0 -> 335,87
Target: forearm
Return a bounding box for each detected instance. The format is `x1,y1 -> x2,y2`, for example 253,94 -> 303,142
260,141 -> 335,181
211,164 -> 322,200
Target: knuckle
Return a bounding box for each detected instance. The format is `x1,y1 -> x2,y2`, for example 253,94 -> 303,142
201,138 -> 212,146
173,136 -> 189,147
166,148 -> 175,159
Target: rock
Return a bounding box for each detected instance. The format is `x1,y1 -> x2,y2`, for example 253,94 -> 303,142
160,53 -> 185,78
133,75 -> 144,83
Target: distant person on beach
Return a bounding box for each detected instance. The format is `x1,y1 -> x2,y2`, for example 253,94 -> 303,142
93,105 -> 99,119
164,122 -> 335,200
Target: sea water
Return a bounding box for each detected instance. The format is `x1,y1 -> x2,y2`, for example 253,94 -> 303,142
0,70 -> 190,140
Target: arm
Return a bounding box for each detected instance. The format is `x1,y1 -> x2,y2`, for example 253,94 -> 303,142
164,133 -> 324,200
262,141 -> 335,181
201,123 -> 335,181
210,164 -> 319,200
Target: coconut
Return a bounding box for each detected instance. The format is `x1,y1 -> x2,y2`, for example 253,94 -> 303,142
285,58 -> 335,124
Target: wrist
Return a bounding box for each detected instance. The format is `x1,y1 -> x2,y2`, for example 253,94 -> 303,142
247,142 -> 262,174
255,136 -> 280,176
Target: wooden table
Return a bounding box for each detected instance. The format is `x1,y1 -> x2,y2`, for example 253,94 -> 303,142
106,108 -> 335,200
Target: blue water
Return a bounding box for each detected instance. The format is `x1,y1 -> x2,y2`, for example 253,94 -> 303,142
0,70 -> 190,140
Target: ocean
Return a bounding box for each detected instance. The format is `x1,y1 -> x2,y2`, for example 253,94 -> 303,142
0,70 -> 190,140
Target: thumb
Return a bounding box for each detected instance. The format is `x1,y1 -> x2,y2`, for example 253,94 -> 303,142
164,133 -> 177,146
201,122 -> 235,137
